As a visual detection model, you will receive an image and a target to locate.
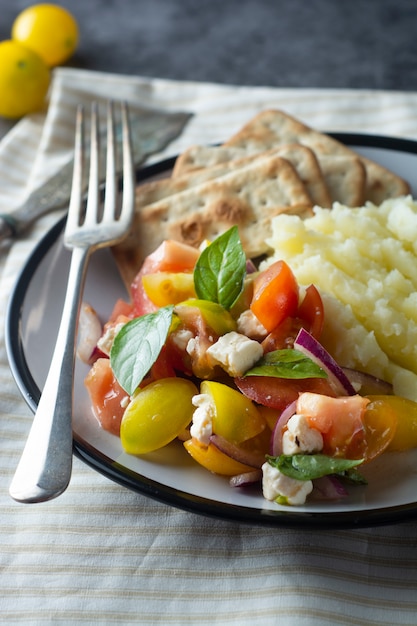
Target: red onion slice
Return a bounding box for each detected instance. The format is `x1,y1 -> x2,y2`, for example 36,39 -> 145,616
246,259 -> 257,274
77,302 -> 102,364
311,475 -> 348,500
209,434 -> 265,468
294,328 -> 356,396
230,470 -> 262,488
270,400 -> 297,456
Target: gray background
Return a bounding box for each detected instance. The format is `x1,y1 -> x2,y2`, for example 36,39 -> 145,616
1,0 -> 417,137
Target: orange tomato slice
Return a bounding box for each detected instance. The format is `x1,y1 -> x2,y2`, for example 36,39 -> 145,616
250,260 -> 299,332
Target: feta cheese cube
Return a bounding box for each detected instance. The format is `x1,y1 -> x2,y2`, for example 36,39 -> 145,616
237,309 -> 268,339
190,393 -> 214,445
172,329 -> 194,351
206,331 -> 263,377
262,462 -> 313,505
282,414 -> 323,455
97,321 -> 125,356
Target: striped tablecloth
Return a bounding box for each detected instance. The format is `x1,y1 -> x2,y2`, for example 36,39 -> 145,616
1,68 -> 417,625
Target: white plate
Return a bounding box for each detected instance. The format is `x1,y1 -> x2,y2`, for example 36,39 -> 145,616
7,135 -> 417,528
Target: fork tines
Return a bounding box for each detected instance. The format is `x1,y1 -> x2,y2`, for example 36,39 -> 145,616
66,100 -> 135,240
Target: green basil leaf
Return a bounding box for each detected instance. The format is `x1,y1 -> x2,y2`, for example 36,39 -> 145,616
110,305 -> 174,395
266,454 -> 364,481
194,226 -> 246,310
338,467 -> 368,485
244,349 -> 327,379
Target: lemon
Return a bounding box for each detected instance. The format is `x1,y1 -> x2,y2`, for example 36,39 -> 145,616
12,3 -> 79,67
0,40 -> 50,119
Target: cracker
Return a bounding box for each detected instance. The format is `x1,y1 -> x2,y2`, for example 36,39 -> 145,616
167,143 -> 331,208
171,145 -> 246,177
136,151 -> 255,207
224,109 -> 410,203
113,155 -> 313,287
317,155 -> 366,206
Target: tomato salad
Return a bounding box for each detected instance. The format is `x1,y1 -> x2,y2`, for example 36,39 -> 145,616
84,226 -> 417,506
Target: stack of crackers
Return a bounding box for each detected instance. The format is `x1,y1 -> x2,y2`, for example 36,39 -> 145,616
114,109 -> 410,287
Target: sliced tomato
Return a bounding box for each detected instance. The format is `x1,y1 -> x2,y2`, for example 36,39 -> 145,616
297,284 -> 324,339
297,393 -> 368,459
131,267 -> 159,316
131,240 -> 200,316
261,316 -> 304,352
175,300 -> 236,336
184,438 -> 256,476
260,284 -> 324,351
142,272 -> 196,306
250,260 -> 299,333
107,298 -> 135,324
296,392 -> 397,462
361,397 -> 398,461
84,358 -> 129,435
142,239 -> 200,274
381,395 -> 417,452
200,380 -> 266,445
140,345 -> 178,387
235,376 -> 336,411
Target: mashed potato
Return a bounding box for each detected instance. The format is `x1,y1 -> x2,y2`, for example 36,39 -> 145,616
263,196 -> 417,401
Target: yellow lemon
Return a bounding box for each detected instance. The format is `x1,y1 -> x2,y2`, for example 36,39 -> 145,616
0,40 -> 50,119
12,3 -> 79,67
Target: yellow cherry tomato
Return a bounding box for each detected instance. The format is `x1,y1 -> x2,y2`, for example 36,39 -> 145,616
200,380 -> 266,445
184,439 -> 255,476
257,405 -> 280,431
12,4 -> 79,67
368,395 -> 417,452
0,40 -> 50,119
142,272 -> 196,306
361,397 -> 398,462
120,378 -> 198,455
176,299 -> 237,335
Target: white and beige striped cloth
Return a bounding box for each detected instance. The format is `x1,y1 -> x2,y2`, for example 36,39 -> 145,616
1,68 -> 417,625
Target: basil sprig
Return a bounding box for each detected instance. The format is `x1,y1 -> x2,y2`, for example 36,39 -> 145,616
110,305 -> 174,395
109,227 -> 247,395
194,225 -> 246,310
244,349 -> 327,379
266,454 -> 365,482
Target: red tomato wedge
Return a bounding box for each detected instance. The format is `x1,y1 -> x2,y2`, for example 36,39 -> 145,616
107,298 -> 134,324
140,345 -> 178,387
131,240 -> 200,316
261,317 -> 304,352
235,376 -> 336,411
84,358 -> 129,435
298,284 -> 324,339
297,393 -> 368,459
296,392 -> 397,461
250,260 -> 299,332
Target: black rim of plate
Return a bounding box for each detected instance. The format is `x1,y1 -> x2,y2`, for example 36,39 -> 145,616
6,133 -> 417,529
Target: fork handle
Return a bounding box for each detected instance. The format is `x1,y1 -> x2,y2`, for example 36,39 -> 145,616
9,246 -> 90,503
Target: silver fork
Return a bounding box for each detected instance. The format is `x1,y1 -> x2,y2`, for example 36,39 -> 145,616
9,101 -> 135,503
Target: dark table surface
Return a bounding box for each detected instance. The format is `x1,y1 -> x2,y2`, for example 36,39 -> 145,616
1,0 -> 417,138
